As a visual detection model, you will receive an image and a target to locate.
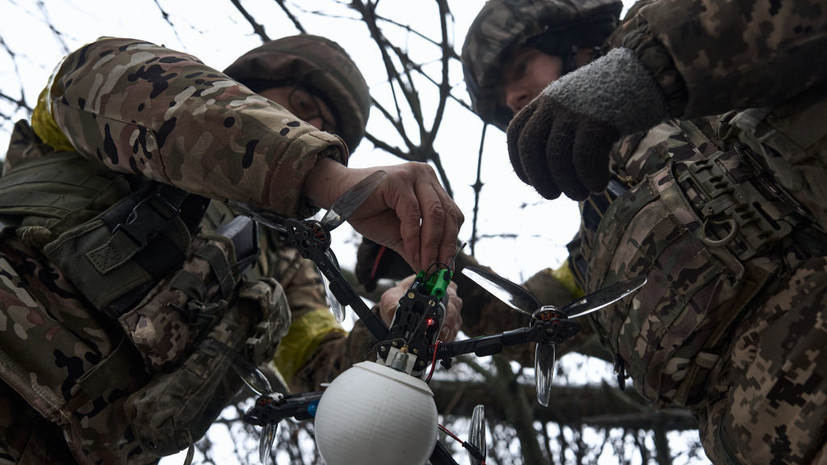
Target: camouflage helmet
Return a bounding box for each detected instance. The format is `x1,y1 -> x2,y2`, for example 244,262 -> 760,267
461,0 -> 623,130
224,34 -> 371,152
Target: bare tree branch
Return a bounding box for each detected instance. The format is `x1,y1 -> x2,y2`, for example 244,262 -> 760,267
230,0 -> 273,41
273,0 -> 307,34
152,0 -> 185,45
36,0 -> 70,55
470,123 -> 487,255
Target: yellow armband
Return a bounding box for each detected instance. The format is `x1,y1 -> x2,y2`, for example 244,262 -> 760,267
273,307 -> 347,384
552,263 -> 584,299
31,57 -> 75,153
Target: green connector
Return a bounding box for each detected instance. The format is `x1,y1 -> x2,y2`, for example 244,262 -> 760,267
425,268 -> 453,300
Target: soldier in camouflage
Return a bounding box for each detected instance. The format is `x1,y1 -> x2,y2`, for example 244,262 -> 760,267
0,35 -> 464,464
353,0 -> 620,366
461,0 -> 827,464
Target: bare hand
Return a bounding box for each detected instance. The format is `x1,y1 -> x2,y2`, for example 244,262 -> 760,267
304,159 -> 464,271
378,274 -> 463,342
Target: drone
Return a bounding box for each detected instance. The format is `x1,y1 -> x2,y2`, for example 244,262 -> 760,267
228,171 -> 646,465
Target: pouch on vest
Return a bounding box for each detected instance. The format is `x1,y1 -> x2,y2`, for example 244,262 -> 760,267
0,149 -> 211,317
0,236 -> 150,463
43,182 -> 210,317
0,214 -> 286,464
0,130 -> 288,462
125,277 -> 290,457
118,215 -> 262,371
586,150 -> 783,408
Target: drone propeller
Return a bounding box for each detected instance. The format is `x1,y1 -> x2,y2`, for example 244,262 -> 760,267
258,423 -> 277,464
317,170 -> 387,321
236,366 -> 278,463
460,266 -> 646,407
319,249 -> 346,322
226,201 -> 289,234
217,341 -> 282,463
460,266 -> 540,316
238,363 -> 273,397
468,404 -> 487,465
320,170 -> 389,231
533,336 -> 556,407
559,276 -> 647,319
239,371 -> 279,463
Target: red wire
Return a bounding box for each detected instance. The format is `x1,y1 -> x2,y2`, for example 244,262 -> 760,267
425,339 -> 441,382
438,424 -> 487,464
438,424 -> 462,442
369,245 -> 387,281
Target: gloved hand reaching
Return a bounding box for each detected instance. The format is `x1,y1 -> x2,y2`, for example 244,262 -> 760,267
507,48 -> 669,200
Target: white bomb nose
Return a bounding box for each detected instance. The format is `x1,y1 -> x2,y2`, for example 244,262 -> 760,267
314,361 -> 438,465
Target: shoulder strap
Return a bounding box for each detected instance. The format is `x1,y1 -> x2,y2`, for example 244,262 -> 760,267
0,151 -> 127,225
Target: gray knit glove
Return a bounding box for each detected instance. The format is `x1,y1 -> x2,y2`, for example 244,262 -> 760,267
507,48 -> 668,200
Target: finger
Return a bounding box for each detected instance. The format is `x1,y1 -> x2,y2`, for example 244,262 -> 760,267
546,115 -> 590,201
436,192 -> 464,266
573,119 -> 618,193
378,275 -> 416,324
417,184 -> 446,270
406,165 -> 451,270
439,308 -> 460,341
379,303 -> 396,326
350,210 -> 404,255
394,182 -> 426,271
438,326 -> 455,342
517,99 -> 562,199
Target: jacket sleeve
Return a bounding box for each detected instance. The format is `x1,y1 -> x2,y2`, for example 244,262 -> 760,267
613,0 -> 827,118
286,318 -> 378,393
40,37 -> 348,219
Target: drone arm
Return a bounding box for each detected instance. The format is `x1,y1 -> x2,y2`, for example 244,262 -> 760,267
244,391 -> 324,426
434,327 -> 542,359
314,253 -> 389,340
330,274 -> 389,340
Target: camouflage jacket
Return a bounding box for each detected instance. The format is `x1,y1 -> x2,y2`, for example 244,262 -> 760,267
35,35 -> 374,389
538,0 -> 827,408
571,104 -> 826,409
28,36 -> 348,218
419,0 -> 827,390
0,36 -> 375,464
610,0 -> 827,230
612,0 -> 827,121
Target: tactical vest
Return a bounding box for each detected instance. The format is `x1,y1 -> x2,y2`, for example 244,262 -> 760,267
570,86 -> 827,409
0,122 -> 289,464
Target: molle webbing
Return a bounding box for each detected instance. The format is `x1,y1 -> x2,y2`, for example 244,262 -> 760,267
677,119 -> 827,260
